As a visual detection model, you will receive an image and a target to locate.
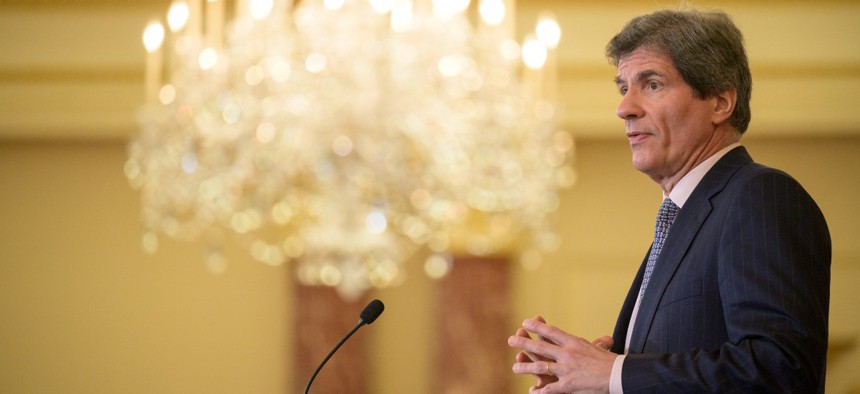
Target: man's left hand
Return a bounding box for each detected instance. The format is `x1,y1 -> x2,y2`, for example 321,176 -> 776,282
508,317 -> 617,393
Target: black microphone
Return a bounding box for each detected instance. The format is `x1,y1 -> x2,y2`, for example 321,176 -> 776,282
303,299 -> 385,394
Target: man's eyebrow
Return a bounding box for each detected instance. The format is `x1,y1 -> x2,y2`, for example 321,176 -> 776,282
614,69 -> 665,85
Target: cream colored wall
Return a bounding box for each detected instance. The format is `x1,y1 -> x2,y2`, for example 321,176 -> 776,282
2,136 -> 858,393
0,143 -> 293,393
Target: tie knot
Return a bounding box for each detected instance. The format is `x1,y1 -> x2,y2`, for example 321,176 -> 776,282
660,197 -> 679,215
656,198 -> 680,231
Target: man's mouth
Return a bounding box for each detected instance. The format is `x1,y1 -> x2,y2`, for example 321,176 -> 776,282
626,131 -> 651,144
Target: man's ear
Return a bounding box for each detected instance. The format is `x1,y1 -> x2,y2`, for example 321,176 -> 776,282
712,88 -> 737,126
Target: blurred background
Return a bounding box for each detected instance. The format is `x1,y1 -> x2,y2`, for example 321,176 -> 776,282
1,0 -> 858,393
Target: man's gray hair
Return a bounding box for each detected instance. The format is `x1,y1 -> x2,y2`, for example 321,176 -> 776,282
606,9 -> 752,133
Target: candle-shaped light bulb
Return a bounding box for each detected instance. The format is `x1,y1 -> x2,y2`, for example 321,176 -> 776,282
479,0 -> 505,26
249,0 -> 273,19
142,22 -> 165,103
535,13 -> 561,49
142,22 -> 165,53
390,0 -> 414,32
521,34 -> 547,70
167,0 -> 190,32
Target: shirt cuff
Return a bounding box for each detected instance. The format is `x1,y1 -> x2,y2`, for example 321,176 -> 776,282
609,354 -> 626,394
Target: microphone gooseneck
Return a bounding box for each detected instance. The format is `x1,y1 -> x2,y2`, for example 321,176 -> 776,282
303,299 -> 385,394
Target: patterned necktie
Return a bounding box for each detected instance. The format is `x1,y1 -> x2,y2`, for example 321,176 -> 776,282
638,198 -> 680,301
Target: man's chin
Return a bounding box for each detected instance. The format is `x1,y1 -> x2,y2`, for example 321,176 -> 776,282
631,155 -> 659,177
631,154 -> 650,171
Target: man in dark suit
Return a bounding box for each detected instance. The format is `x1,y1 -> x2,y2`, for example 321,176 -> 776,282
508,9 -> 831,393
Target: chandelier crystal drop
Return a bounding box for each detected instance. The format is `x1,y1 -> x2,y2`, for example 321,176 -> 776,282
127,0 -> 574,300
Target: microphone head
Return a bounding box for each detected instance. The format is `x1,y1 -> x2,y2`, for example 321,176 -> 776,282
359,299 -> 384,325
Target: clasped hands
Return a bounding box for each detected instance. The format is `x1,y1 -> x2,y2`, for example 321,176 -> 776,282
507,316 -> 617,393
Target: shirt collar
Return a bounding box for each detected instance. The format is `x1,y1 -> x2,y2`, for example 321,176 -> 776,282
666,143 -> 741,208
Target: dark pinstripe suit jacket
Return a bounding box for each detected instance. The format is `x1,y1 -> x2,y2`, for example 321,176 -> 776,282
610,146 -> 831,393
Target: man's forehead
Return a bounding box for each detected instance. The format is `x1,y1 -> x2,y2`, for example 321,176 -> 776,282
616,48 -> 676,79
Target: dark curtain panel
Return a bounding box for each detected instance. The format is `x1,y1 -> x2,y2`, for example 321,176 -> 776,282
435,255 -> 511,393
294,284 -> 369,394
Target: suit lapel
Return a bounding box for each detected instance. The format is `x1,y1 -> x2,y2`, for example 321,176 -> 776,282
611,252 -> 649,354
628,147 -> 753,353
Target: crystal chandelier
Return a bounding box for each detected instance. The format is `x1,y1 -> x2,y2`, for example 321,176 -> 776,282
126,0 -> 574,299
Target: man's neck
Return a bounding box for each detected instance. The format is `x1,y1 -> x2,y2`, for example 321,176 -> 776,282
665,142 -> 741,208
657,129 -> 740,194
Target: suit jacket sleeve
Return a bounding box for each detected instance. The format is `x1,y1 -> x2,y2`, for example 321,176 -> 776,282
619,166 -> 831,393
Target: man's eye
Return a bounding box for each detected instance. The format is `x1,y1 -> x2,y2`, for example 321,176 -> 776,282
619,86 -> 628,95
648,81 -> 659,90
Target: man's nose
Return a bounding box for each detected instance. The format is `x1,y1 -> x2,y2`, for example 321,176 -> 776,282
615,89 -> 643,120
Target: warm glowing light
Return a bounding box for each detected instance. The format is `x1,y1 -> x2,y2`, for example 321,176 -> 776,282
320,264 -> 343,286
433,0 -> 470,19
536,14 -> 561,49
479,0 -> 505,26
522,35 -> 547,69
269,60 -> 291,82
131,0 -> 569,300
410,189 -> 432,210
390,0 -> 413,32
424,254 -> 452,279
142,22 -> 165,53
158,84 -> 176,105
369,0 -> 395,14
323,0 -> 345,10
256,122 -> 276,143
167,0 -> 190,32
332,135 -> 353,156
365,211 -> 388,234
438,55 -> 463,77
198,48 -> 218,70
249,0 -> 273,19
305,53 -> 327,73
